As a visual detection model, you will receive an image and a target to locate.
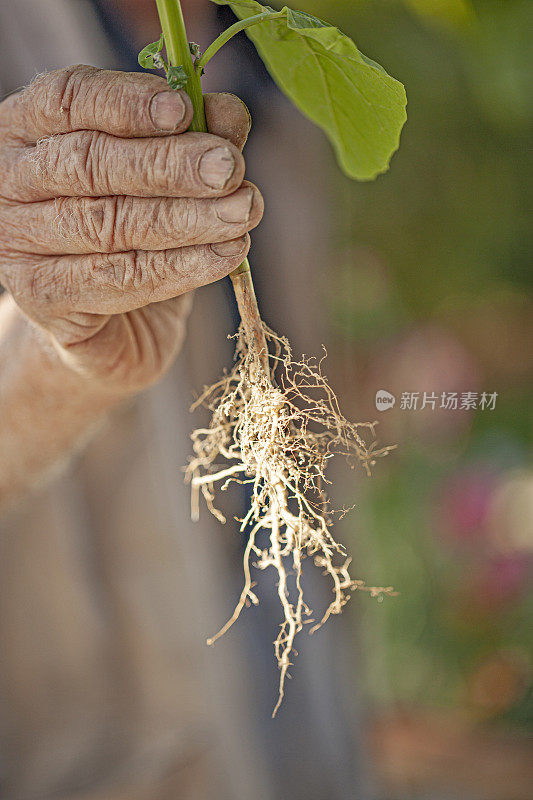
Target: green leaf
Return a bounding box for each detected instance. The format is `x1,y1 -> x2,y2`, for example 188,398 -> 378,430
166,65 -> 189,90
138,34 -> 164,69
209,1 -> 407,180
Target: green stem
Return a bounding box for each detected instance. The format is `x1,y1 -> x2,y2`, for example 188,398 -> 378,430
196,11 -> 284,74
155,0 -> 206,131
155,0 -> 269,371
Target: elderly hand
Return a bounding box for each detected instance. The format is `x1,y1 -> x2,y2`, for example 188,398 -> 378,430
0,66 -> 262,394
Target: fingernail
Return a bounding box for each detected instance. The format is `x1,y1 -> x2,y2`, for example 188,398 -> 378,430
199,146 -> 235,189
149,91 -> 186,130
216,187 -> 253,223
211,236 -> 248,257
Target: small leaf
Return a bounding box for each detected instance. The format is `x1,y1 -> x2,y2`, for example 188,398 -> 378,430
209,1 -> 407,180
138,34 -> 164,69
166,65 -> 189,91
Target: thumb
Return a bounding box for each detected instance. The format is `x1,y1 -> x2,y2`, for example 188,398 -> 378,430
203,92 -> 252,151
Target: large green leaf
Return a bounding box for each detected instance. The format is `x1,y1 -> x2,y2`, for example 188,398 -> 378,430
209,0 -> 407,180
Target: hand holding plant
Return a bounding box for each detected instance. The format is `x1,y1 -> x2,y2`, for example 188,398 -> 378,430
0,67 -> 261,393
141,0 -> 406,716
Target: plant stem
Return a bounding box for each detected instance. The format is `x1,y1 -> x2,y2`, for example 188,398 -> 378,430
230,261 -> 269,375
155,0 -> 205,131
155,0 -> 269,371
196,11 -> 284,74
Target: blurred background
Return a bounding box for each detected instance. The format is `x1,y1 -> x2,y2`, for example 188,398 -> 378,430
0,1 -> 531,799
303,0 -> 533,797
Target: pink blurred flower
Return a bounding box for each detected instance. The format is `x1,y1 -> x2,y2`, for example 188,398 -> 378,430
437,469 -> 497,546
476,553 -> 530,608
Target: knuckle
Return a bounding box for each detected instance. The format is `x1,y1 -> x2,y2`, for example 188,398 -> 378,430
27,262 -> 51,303
122,250 -> 146,292
24,130 -> 108,196
0,252 -> 78,319
146,251 -> 169,295
180,198 -> 201,241
149,136 -> 177,191
95,251 -> 149,295
26,135 -> 59,182
74,196 -> 121,252
11,257 -> 72,313
29,260 -> 74,308
95,73 -> 132,130
63,130 -> 109,194
15,72 -> 49,139
23,66 -> 95,138
130,197 -> 172,247
52,65 -> 92,122
80,131 -> 107,193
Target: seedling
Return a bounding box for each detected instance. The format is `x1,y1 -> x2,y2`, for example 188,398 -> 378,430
140,0 -> 405,716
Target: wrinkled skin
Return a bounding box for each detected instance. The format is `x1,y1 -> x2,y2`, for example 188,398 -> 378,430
0,65 -> 263,393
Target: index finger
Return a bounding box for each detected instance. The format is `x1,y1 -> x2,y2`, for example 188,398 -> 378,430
0,65 -> 194,143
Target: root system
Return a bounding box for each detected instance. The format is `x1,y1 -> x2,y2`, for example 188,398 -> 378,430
186,324 -> 395,716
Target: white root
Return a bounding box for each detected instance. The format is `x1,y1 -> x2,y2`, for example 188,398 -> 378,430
186,324 -> 396,716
